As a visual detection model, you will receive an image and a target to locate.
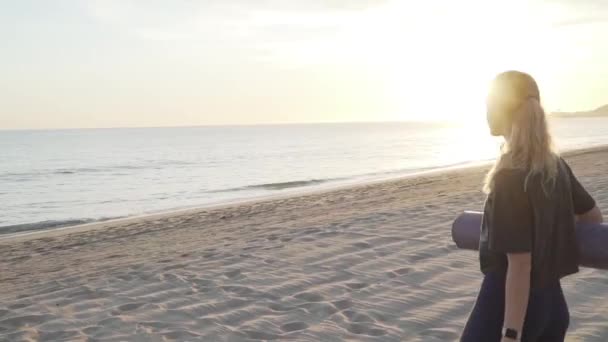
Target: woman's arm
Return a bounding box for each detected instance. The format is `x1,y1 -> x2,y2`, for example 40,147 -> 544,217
576,205 -> 603,224
487,171 -> 534,340
564,159 -> 601,223
503,252 -> 532,341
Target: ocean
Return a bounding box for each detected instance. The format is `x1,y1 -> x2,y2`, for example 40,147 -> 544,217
2,117 -> 608,235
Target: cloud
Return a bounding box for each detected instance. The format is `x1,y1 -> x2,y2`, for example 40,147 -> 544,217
86,0 -> 388,42
83,0 -> 395,67
87,1 -> 245,41
544,0 -> 608,28
552,15 -> 608,27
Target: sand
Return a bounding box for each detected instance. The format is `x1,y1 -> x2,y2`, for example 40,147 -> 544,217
1,146 -> 608,341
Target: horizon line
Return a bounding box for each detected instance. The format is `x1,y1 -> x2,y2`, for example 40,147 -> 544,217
1,106 -> 605,132
0,118 -> 463,132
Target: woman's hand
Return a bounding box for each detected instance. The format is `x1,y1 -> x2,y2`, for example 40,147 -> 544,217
576,205 -> 603,224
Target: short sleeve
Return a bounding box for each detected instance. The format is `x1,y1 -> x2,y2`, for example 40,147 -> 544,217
487,171 -> 534,253
562,159 -> 596,215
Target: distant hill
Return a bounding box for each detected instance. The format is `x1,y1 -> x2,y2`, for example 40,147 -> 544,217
551,104 -> 608,118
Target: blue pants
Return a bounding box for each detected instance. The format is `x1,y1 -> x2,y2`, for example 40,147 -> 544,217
461,270 -> 570,341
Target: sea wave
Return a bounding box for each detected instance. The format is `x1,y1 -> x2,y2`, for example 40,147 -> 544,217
1,160 -> 198,180
208,160 -> 489,194
209,178 -> 345,193
0,217 -> 122,235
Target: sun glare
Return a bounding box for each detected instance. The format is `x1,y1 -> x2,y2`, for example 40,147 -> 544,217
313,0 -> 554,124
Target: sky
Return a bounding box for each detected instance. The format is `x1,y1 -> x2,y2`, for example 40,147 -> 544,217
1,0 -> 608,129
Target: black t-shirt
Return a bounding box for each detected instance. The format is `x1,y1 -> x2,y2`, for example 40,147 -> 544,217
479,157 -> 596,290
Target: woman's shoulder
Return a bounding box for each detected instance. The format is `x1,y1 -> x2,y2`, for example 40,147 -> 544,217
494,154 -> 564,193
488,169 -> 530,199
493,167 -> 528,185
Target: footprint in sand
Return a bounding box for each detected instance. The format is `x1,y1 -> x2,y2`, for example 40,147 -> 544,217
319,231 -> 340,238
82,326 -> 101,335
394,267 -> 412,275
342,310 -> 374,323
8,255 -> 31,262
192,278 -> 215,287
66,287 -> 99,299
420,327 -> 459,340
203,252 -> 218,258
162,263 -> 187,271
353,242 -> 372,249
298,302 -> 338,318
281,321 -> 308,332
374,249 -> 392,257
224,269 -> 242,279
345,282 -> 369,290
303,228 -> 321,235
105,253 -> 126,259
162,330 -> 202,340
268,303 -> 296,312
115,273 -> 135,281
294,292 -> 325,302
98,316 -> 125,329
38,330 -> 80,341
407,252 -> 433,262
449,260 -> 468,268
242,330 -> 282,340
346,323 -> 387,337
220,285 -> 255,297
299,236 -> 316,242
0,314 -> 53,329
7,303 -> 29,310
332,299 -> 353,311
386,267 -> 412,278
110,302 -> 145,315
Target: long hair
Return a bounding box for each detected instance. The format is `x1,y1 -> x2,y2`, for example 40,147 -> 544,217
483,71 -> 559,195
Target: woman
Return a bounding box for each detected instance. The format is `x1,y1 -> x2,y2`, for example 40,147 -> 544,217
460,70 -> 603,341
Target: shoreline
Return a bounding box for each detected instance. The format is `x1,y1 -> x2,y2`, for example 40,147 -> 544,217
3,143 -> 608,242
0,158 -> 494,241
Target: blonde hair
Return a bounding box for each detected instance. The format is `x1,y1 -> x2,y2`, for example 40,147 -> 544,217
483,71 -> 559,195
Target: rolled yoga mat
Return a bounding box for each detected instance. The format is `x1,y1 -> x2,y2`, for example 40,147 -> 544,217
452,211 -> 608,270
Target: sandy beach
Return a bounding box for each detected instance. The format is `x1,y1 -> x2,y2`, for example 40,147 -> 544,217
1,146 -> 608,341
